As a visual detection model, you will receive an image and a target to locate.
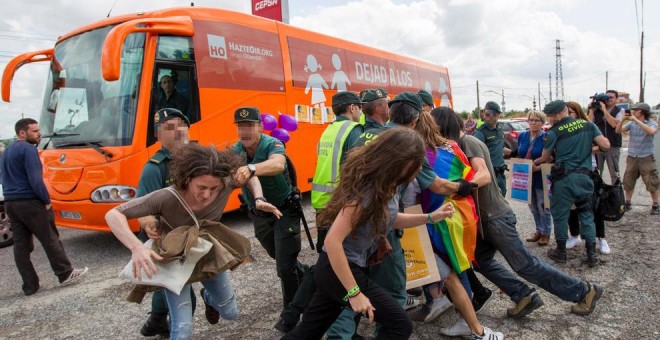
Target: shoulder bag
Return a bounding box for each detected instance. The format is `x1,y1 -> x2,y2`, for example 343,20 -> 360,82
119,187 -> 213,295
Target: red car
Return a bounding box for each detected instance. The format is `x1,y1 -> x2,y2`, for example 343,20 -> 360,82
498,119 -> 530,156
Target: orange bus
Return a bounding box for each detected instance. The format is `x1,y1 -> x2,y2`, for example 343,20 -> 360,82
1,7 -> 452,232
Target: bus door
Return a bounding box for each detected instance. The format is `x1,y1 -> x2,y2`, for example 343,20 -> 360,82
147,36 -> 200,147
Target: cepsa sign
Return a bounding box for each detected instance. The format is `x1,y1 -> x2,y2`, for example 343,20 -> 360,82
252,0 -> 289,23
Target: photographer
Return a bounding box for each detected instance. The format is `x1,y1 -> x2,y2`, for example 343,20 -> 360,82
589,90 -> 623,184
615,103 -> 659,215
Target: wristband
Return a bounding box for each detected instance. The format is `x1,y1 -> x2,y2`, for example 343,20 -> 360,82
427,213 -> 435,224
255,197 -> 267,203
343,285 -> 360,302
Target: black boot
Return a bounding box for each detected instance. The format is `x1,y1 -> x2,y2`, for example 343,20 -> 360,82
139,312 -> 169,337
585,241 -> 600,267
547,240 -> 567,263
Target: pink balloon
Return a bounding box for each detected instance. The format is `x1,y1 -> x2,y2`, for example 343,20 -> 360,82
270,128 -> 290,143
279,114 -> 298,132
261,113 -> 277,131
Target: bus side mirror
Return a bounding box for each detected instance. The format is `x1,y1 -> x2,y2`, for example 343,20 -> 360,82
101,16 -> 194,82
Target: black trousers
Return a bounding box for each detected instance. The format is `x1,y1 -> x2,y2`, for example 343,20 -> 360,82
250,206 -> 304,308
282,252 -> 413,340
568,209 -> 605,239
6,200 -> 73,294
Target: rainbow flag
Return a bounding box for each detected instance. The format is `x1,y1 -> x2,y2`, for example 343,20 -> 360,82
422,141 -> 478,274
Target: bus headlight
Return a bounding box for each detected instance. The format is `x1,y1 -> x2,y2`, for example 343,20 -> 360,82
91,185 -> 137,202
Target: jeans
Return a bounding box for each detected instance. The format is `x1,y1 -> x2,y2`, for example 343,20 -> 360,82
283,252 -> 412,340
596,147 -> 621,185
250,206 -> 304,308
165,271 -> 238,340
326,230 -> 406,339
6,200 -> 73,294
529,188 -> 553,236
474,210 -> 587,303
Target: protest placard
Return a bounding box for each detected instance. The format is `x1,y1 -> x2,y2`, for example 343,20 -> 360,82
506,159 -> 533,204
541,163 -> 553,208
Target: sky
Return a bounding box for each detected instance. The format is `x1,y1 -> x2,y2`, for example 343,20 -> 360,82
1,0 -> 658,139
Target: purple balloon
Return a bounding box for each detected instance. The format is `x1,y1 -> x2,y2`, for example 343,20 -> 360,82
279,114 -> 298,132
270,128 -> 290,143
261,113 -> 278,131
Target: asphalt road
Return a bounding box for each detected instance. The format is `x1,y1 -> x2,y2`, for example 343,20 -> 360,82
0,146 -> 658,339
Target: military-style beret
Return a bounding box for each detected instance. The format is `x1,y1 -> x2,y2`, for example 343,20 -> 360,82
543,100 -> 567,116
359,88 -> 388,102
484,101 -> 502,113
417,89 -> 434,106
388,92 -> 423,112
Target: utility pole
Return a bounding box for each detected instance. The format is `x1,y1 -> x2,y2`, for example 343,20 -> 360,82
476,80 -> 481,117
538,83 -> 542,107
548,73 -> 552,101
501,89 -> 506,114
606,71 -> 608,90
555,39 -> 565,100
640,31 -> 644,102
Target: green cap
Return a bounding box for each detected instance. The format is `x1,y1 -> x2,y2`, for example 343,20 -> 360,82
417,89 -> 434,106
332,91 -> 364,107
543,100 -> 566,116
154,108 -> 190,127
388,92 -> 423,112
359,88 -> 388,102
234,107 -> 261,123
484,101 -> 501,113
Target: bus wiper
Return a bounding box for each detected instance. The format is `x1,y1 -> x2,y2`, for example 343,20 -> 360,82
41,132 -> 81,150
57,141 -> 114,159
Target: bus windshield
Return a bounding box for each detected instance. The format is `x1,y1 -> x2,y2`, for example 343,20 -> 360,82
38,26 -> 145,149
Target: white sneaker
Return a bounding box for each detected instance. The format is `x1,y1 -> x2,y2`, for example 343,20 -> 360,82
425,295 -> 453,322
404,294 -> 421,310
472,326 -> 504,340
599,239 -> 611,254
566,235 -> 582,249
440,317 -> 471,337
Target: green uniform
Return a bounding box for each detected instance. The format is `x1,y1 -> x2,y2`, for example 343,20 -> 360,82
544,117 -> 602,243
362,116 -> 385,131
474,123 -> 507,196
233,133 -> 304,309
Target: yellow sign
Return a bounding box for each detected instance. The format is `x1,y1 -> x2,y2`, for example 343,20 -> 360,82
402,205 -> 441,289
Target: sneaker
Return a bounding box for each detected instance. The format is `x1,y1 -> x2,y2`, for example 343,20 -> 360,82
439,317 -> 471,337
425,295 -> 452,322
200,288 -> 220,324
407,286 -> 424,297
506,289 -> 544,319
566,235 -> 582,249
571,282 -> 604,315
407,303 -> 430,322
651,204 -> 659,215
599,239 -> 611,254
139,312 -> 169,337
404,294 -> 421,310
60,267 -> 88,285
472,326 -> 504,340
624,201 -> 632,211
472,287 -> 494,314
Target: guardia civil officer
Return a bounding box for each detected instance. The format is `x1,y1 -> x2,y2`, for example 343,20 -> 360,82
360,88 -> 389,130
473,101 -> 510,196
133,108 -> 198,337
231,107 -> 306,325
534,100 -> 610,267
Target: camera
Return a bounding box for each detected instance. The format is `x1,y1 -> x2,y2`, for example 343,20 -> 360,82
588,93 -> 610,110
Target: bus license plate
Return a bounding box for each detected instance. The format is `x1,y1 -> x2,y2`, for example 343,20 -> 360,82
60,211 -> 82,220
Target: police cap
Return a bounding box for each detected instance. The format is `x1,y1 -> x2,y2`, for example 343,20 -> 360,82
234,107 -> 261,123
543,100 -> 567,116
484,101 -> 502,113
417,89 -> 434,106
359,88 -> 388,102
332,91 -> 364,107
388,92 -> 423,112
154,108 -> 190,127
